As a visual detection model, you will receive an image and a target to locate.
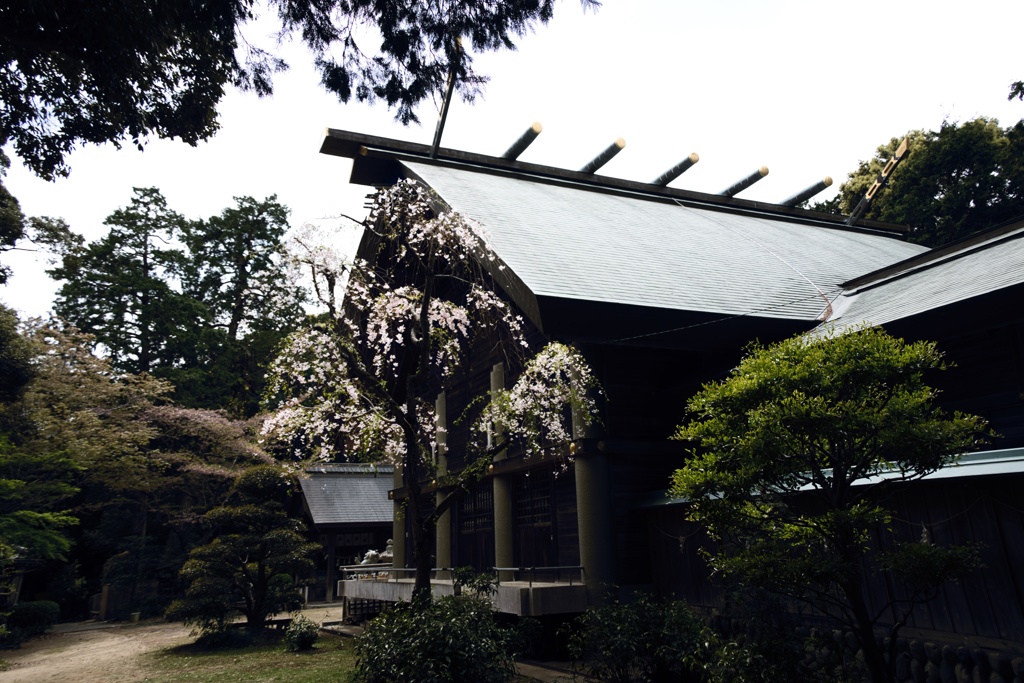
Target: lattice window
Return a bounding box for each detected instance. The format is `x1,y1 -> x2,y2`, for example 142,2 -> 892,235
459,480 -> 494,535
513,471 -> 551,527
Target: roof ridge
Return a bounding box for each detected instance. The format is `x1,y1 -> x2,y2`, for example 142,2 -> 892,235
322,128 -> 909,238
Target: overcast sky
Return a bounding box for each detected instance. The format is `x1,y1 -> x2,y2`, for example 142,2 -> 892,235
3,0 -> 1023,317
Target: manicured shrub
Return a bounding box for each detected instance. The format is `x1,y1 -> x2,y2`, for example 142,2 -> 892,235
164,465 -> 317,638
564,594 -> 704,683
352,594 -> 519,683
284,614 -> 319,651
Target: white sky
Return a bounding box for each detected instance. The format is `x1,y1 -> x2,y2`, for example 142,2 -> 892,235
3,0 -> 1023,317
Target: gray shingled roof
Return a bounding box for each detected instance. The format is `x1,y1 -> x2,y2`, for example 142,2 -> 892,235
305,463 -> 393,475
402,161 -> 928,322
298,468 -> 393,526
822,224 -> 1024,332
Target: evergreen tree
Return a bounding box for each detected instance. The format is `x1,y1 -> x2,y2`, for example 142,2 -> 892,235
176,196 -> 306,414
49,187 -> 196,374
166,465 -> 318,634
48,189 -> 305,414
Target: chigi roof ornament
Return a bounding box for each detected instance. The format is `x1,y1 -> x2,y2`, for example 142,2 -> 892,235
779,177 -> 833,207
318,127 -> 909,235
579,138 -> 626,174
721,166 -> 769,197
502,122 -> 543,160
651,153 -> 700,186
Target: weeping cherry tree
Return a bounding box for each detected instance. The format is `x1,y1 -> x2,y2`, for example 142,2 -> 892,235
263,180 -> 598,599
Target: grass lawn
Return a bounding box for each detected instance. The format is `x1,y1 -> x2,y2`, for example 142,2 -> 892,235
140,633 -> 542,682
141,631 -> 358,683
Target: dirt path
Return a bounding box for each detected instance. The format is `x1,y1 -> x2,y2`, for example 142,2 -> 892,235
0,620 -> 192,683
0,606 -> 571,683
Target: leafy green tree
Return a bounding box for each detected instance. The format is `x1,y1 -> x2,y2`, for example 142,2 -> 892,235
12,319 -> 171,484
0,151 -> 25,285
48,189 -> 304,414
166,465 -> 318,634
49,187 -> 196,374
0,436 -> 77,567
8,318 -> 175,610
0,304 -> 32,405
815,118 -> 1024,246
176,196 -> 306,414
6,318 -> 269,615
0,307 -> 77,616
1,0 -> 598,179
670,327 -> 987,683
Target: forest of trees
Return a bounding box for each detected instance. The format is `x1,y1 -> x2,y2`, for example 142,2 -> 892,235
0,187 -> 311,623
0,0 -> 608,639
0,176 -> 599,629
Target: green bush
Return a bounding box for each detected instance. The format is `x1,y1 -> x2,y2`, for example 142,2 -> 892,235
564,594 -> 703,683
284,614 -> 320,651
6,601 -> 60,643
450,565 -> 498,596
352,594 -> 519,683
687,589 -> 834,683
192,627 -> 259,650
691,634 -> 797,683
165,586 -> 239,637
164,466 -> 316,638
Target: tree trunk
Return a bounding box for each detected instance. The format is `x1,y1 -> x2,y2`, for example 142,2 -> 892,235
412,511 -> 435,601
403,420 -> 436,603
841,576 -> 893,683
244,545 -> 268,631
227,241 -> 247,341
128,500 -> 147,612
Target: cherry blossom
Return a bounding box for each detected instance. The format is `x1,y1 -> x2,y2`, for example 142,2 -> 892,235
262,180 -> 599,599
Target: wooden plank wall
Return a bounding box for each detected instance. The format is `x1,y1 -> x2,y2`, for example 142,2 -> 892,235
587,344 -> 740,441
644,474 -> 1024,646
882,476 -> 1024,644
908,317 -> 1024,449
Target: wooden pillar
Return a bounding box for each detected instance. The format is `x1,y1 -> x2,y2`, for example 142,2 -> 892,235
575,449 -> 613,601
573,366 -> 613,602
325,535 -> 336,602
392,467 -> 406,570
491,363 -> 514,581
434,393 -> 451,571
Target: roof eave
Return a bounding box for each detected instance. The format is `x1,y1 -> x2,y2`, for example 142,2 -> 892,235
841,217 -> 1024,291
